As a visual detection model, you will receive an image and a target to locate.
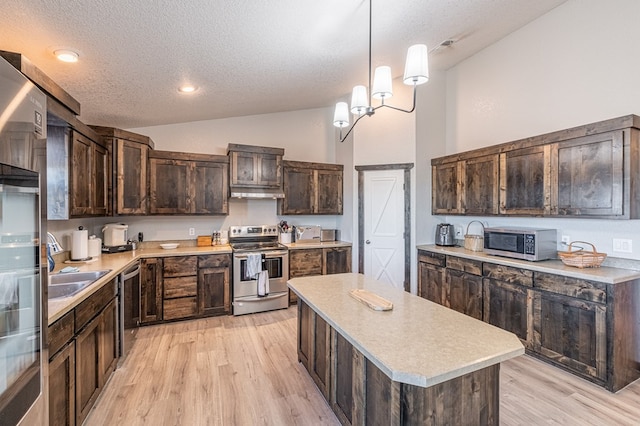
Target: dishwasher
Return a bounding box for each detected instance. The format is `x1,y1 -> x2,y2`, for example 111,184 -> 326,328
119,261 -> 140,364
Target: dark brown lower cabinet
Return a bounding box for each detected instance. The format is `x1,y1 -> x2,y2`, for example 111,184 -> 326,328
49,341 -> 75,426
48,280 -> 118,426
417,249 -> 640,392
533,291 -> 607,382
140,257 -> 163,324
297,299 -> 500,425
75,297 -> 118,425
332,332 -> 354,425
198,266 -> 230,316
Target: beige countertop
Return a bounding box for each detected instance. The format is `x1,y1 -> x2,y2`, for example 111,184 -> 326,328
288,273 -> 524,388
283,241 -> 352,249
417,244 -> 640,284
47,244 -> 232,325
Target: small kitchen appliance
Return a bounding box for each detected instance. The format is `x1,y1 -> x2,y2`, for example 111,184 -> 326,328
102,223 -> 133,253
435,223 -> 456,246
295,225 -> 321,243
321,229 -> 337,242
484,227 -> 557,261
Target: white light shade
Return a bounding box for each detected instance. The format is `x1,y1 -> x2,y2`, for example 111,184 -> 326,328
403,44 -> 429,85
350,85 -> 369,115
333,102 -> 350,128
372,66 -> 393,99
54,49 -> 79,63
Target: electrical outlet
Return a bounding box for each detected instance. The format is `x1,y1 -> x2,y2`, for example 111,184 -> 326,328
561,235 -> 570,244
189,227 -> 195,236
455,226 -> 463,238
613,238 -> 633,253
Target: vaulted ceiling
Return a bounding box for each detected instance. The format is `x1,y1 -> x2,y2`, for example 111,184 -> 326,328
1,0 -> 566,128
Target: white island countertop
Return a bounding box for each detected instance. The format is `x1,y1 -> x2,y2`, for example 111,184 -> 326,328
288,273 -> 524,388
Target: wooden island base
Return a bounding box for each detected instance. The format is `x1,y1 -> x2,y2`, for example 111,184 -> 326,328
298,300 -> 500,425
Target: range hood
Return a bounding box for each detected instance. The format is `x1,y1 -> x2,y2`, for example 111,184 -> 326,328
230,189 -> 285,199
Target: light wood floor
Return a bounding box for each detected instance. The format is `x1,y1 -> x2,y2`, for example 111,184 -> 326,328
86,308 -> 640,425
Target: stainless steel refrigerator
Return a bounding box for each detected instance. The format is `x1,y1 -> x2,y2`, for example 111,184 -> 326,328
0,55 -> 48,425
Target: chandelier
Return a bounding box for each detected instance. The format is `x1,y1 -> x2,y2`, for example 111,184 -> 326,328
332,0 -> 429,142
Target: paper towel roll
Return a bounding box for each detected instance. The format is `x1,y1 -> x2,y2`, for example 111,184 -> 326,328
88,236 -> 102,258
71,229 -> 89,260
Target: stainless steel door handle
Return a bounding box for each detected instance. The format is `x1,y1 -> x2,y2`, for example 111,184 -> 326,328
366,240 -> 371,244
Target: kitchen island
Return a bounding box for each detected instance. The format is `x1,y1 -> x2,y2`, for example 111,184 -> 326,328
288,273 -> 524,425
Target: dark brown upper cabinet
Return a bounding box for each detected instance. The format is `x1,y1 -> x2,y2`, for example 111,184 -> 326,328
499,145 -> 550,216
148,150 -> 228,215
69,129 -> 109,217
278,160 -> 343,215
91,126 -> 154,216
431,114 -> 640,219
228,144 -> 284,190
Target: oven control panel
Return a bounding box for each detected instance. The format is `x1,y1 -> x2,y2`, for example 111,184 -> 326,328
229,225 -> 278,238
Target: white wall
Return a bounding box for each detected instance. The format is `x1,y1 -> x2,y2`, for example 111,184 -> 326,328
432,0 -> 640,261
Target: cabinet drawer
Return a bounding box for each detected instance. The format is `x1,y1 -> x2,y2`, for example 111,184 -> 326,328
483,263 -> 533,287
164,276 -> 197,299
417,250 -> 446,267
75,280 -> 117,331
534,272 -> 606,304
446,256 -> 482,275
290,249 -> 323,277
48,310 -> 75,359
163,297 -> 197,320
163,256 -> 197,277
198,254 -> 231,268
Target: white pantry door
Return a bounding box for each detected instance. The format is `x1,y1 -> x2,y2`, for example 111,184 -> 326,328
363,169 -> 405,288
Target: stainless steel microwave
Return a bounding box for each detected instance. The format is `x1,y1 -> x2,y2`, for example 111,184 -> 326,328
484,227 -> 557,261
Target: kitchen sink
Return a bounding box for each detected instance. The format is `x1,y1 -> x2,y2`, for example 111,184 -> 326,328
48,269 -> 111,299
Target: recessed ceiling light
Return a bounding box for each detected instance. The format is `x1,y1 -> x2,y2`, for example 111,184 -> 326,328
178,84 -> 197,94
54,49 -> 79,63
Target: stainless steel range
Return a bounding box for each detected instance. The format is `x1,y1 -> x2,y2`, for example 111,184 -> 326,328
229,225 -> 289,315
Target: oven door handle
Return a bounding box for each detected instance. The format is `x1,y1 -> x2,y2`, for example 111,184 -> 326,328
239,292 -> 288,302
234,251 -> 288,259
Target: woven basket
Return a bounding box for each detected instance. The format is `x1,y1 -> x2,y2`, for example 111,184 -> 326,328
559,241 -> 607,268
464,220 -> 485,252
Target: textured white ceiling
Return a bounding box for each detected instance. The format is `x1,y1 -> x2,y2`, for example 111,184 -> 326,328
0,0 -> 566,128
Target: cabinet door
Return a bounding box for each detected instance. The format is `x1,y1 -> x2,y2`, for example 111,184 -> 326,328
149,158 -> 191,214
417,261 -> 446,305
432,162 -> 461,214
230,151 -> 258,186
69,131 -> 92,216
75,315 -> 101,425
316,169 -> 343,214
298,300 -> 312,369
92,142 -> 109,216
483,278 -> 533,349
198,267 -> 230,316
447,269 -> 483,320
257,153 -> 282,187
99,298 -> 118,386
462,154 -> 499,215
193,161 -> 229,214
533,291 -> 607,382
332,330 -> 355,425
551,131 -> 624,217
140,258 -> 163,323
280,166 -> 314,214
289,249 -> 323,278
49,341 -> 76,426
116,139 -> 148,215
311,314 -> 331,400
500,145 -> 551,215
323,247 -> 351,275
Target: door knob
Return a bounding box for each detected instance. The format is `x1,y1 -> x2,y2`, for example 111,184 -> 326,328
365,240 -> 371,244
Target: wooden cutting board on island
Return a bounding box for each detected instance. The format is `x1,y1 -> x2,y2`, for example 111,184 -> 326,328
288,273 -> 524,425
